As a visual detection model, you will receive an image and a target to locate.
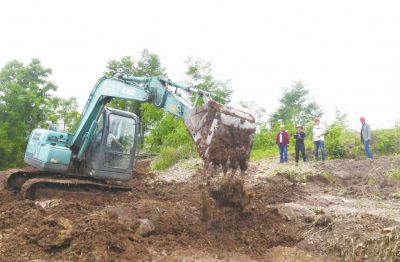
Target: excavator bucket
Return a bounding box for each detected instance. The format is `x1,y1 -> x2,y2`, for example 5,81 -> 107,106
184,100 -> 256,174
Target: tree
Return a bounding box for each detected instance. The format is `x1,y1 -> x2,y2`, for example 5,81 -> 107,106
0,58 -> 57,169
104,49 -> 167,148
50,97 -> 80,132
0,59 -> 57,130
185,57 -> 233,105
104,49 -> 166,114
333,107 -> 348,127
238,100 -> 267,127
270,81 -> 322,127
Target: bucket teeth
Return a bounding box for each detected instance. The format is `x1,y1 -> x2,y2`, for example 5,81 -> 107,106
185,100 -> 256,174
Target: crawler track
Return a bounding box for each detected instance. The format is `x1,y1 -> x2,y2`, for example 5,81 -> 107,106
2,168 -> 131,200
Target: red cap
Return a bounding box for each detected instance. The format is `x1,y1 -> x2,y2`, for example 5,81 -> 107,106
360,116 -> 366,122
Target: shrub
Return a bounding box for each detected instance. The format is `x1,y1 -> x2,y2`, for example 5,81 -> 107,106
373,127 -> 400,155
325,124 -> 346,159
151,146 -> 193,170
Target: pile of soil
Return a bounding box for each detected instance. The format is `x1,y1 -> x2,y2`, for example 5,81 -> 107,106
0,157 -> 400,261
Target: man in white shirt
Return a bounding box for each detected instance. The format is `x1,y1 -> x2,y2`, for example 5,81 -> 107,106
312,117 -> 326,161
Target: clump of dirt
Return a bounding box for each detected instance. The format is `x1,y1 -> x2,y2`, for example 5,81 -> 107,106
209,176 -> 254,210
133,158 -> 153,177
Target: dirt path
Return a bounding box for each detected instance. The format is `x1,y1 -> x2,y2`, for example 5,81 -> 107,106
1,157 -> 400,261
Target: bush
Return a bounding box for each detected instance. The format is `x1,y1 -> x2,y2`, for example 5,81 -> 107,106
373,127 -> 400,155
325,124 -> 346,159
144,113 -> 197,170
151,146 -> 193,170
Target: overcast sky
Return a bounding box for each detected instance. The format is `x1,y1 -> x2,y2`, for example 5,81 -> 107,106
1,0 -> 399,130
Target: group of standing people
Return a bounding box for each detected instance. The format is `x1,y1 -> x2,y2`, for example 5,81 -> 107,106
276,117 -> 373,163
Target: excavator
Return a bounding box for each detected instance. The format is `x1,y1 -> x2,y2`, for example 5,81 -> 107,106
3,74 -> 256,199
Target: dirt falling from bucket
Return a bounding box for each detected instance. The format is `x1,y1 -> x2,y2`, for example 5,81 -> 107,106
209,176 -> 254,211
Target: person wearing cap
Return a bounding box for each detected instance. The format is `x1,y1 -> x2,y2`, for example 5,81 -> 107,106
312,117 -> 326,161
276,123 -> 289,163
294,125 -> 306,163
360,116 -> 373,159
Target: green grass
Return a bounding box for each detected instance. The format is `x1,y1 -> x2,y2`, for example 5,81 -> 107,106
367,176 -> 376,185
321,171 -> 334,182
151,146 -> 192,170
286,170 -> 308,183
250,148 -> 276,161
386,169 -> 400,180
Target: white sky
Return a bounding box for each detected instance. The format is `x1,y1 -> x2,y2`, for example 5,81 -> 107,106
1,0 -> 399,130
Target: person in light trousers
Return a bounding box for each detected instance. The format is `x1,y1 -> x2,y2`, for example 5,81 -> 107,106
312,117 -> 326,161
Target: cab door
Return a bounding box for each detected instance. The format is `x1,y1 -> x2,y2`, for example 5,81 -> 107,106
87,108 -> 139,181
103,113 -> 137,170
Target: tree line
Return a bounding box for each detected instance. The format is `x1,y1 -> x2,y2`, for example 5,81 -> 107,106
1,50 -> 399,171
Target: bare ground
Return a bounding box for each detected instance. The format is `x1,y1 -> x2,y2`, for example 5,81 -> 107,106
1,157 -> 400,261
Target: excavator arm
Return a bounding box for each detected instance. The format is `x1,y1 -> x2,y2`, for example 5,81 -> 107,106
68,75 -> 212,162
70,74 -> 256,174
68,75 -> 202,150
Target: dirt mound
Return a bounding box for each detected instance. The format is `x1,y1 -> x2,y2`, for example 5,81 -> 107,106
309,158 -> 400,199
1,158 -> 400,260
0,161 -> 307,260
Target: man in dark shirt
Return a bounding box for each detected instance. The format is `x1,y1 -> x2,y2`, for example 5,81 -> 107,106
294,125 -> 306,163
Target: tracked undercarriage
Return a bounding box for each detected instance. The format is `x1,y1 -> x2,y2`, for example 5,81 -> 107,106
2,168 -> 131,200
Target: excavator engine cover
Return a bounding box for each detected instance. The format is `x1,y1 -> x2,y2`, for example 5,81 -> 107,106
185,100 -> 256,173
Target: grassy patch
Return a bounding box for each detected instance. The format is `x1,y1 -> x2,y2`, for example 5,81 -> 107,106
390,153 -> 400,161
151,146 -> 192,170
250,148 -> 276,161
321,171 -> 334,182
286,170 -> 308,183
367,176 -> 376,185
368,193 -> 384,202
386,169 -> 400,180
390,191 -> 400,199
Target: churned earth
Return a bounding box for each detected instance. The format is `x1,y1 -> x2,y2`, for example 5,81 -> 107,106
1,157 -> 400,261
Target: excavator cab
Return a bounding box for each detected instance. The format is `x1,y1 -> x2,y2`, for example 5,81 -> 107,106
85,107 -> 139,181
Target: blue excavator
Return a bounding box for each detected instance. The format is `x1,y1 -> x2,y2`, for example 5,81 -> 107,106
4,74 -> 256,199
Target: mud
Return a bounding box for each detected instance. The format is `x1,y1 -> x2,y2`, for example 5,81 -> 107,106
1,157 -> 400,261
209,176 -> 254,210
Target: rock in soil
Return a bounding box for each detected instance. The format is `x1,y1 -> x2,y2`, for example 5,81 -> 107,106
135,218 -> 155,237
